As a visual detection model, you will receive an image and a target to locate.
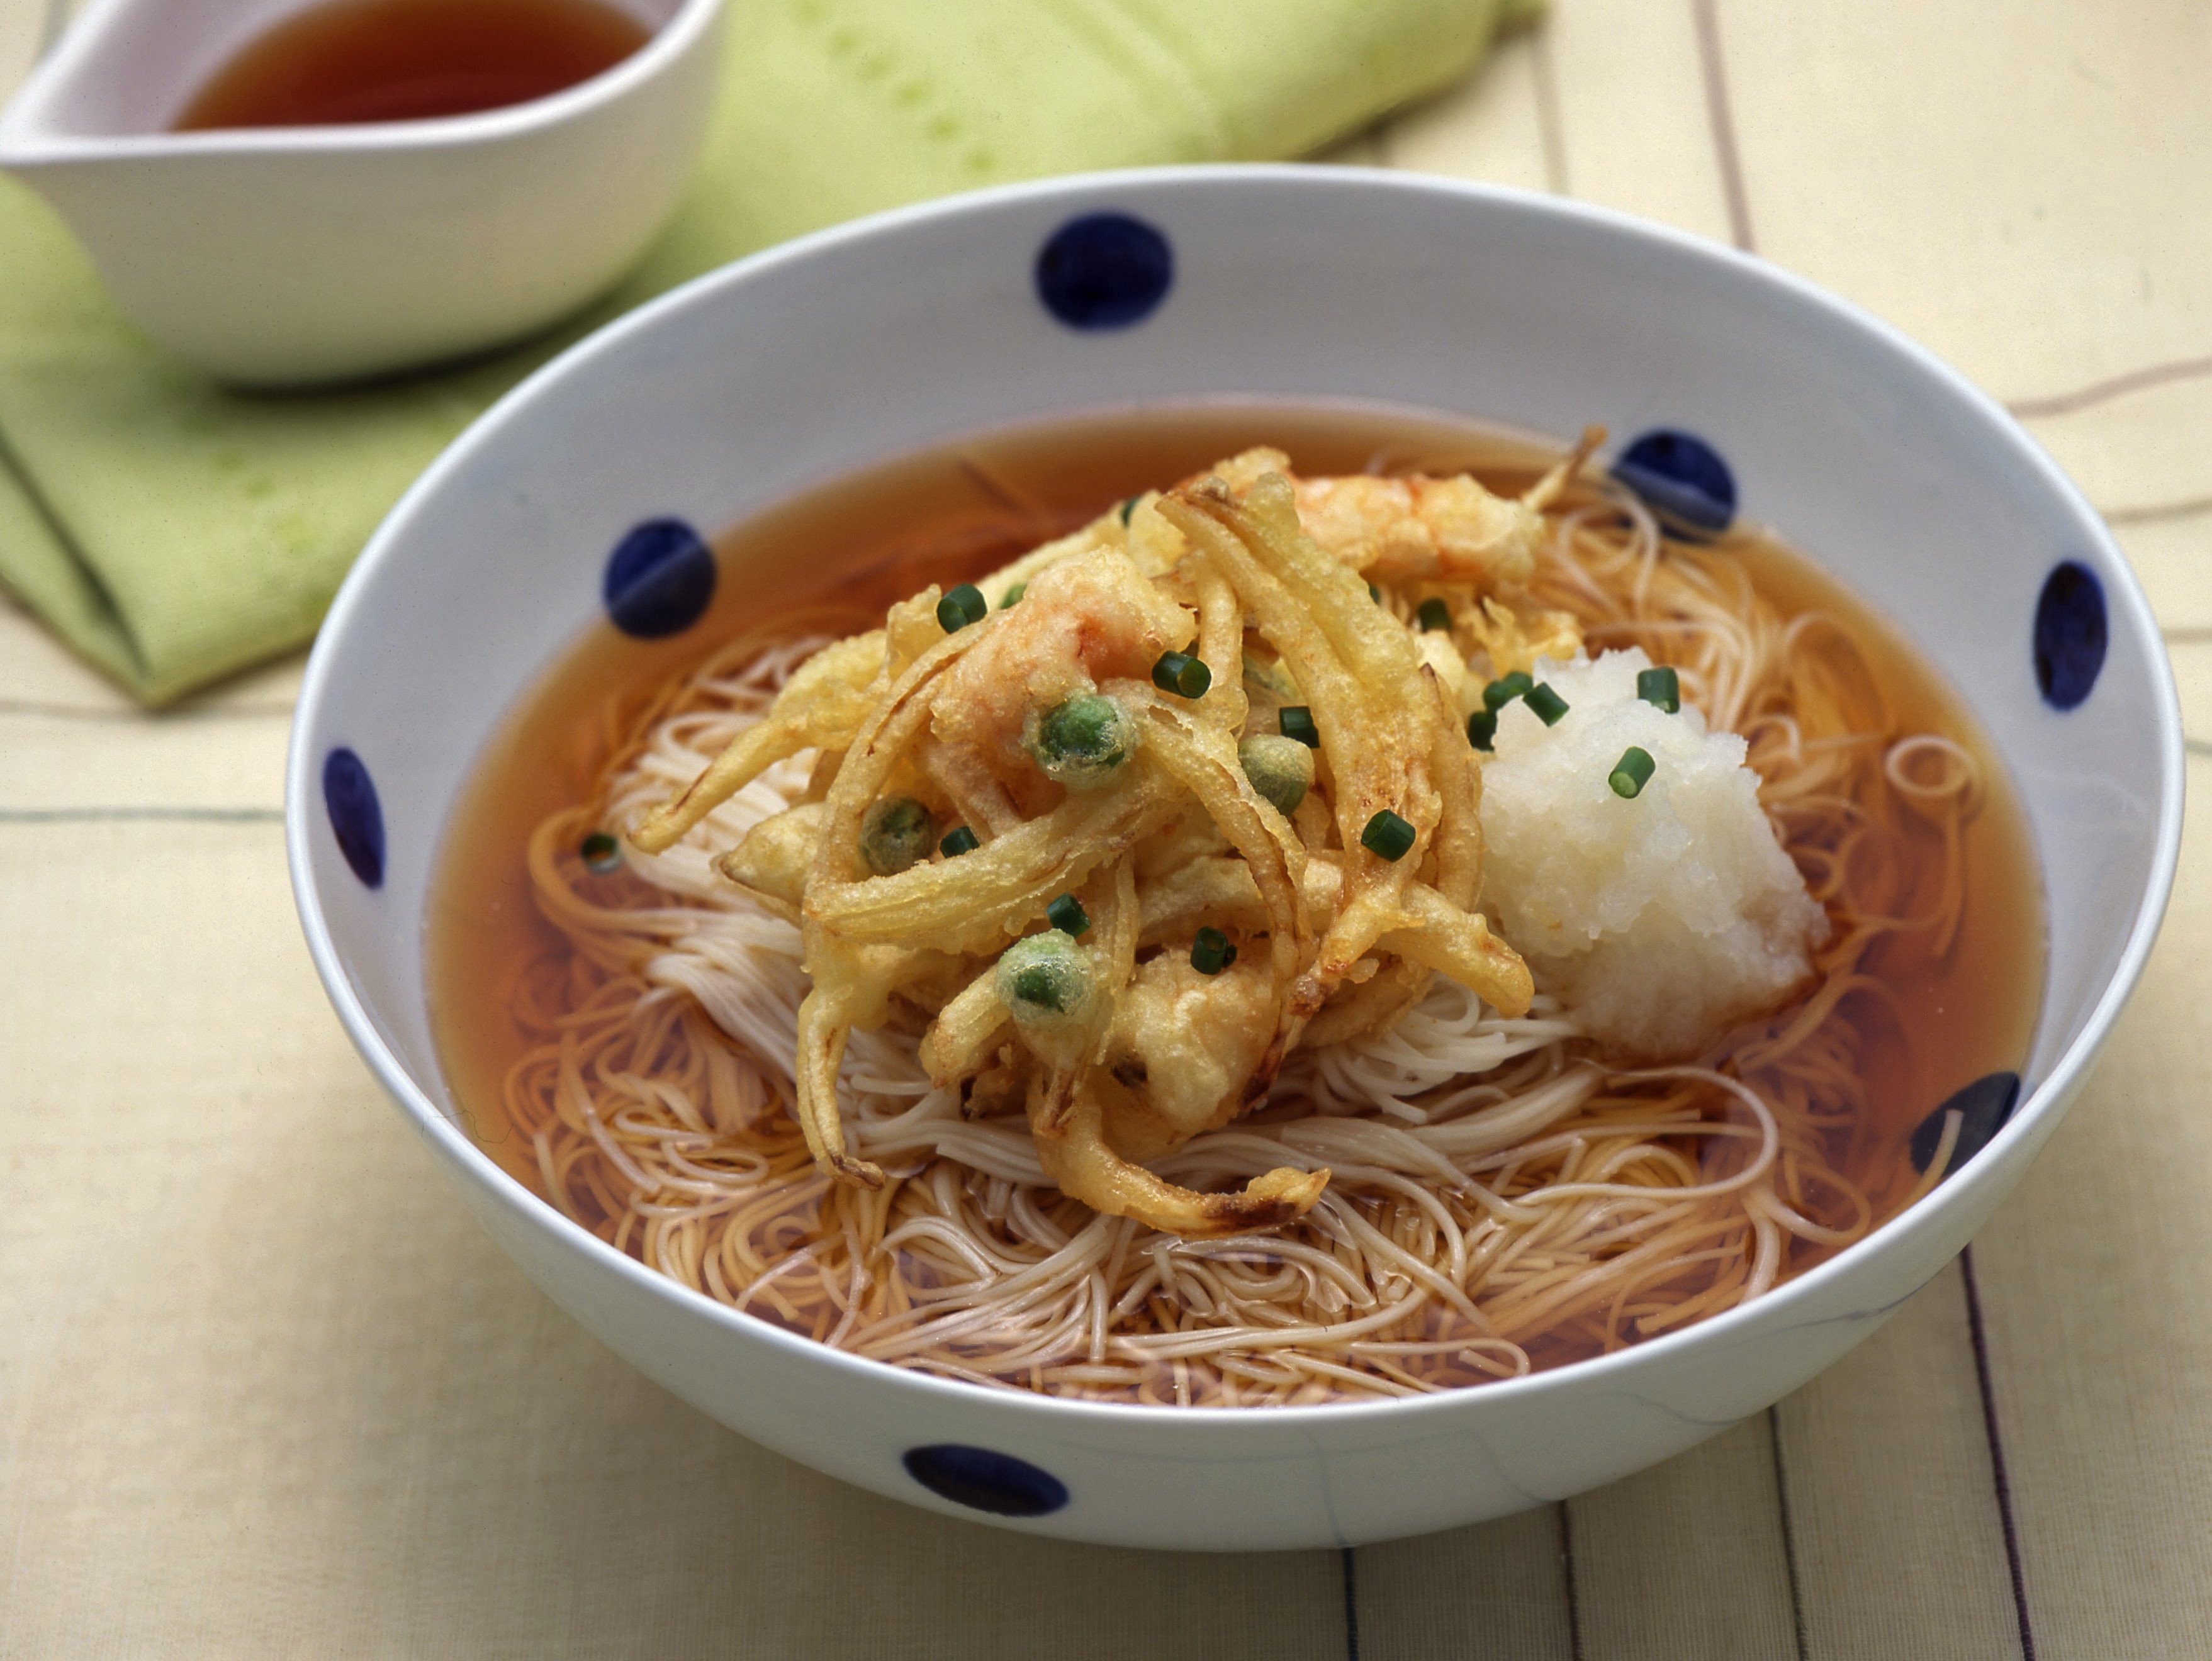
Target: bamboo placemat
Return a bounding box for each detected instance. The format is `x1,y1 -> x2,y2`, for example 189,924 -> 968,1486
4,2 -> 2208,1654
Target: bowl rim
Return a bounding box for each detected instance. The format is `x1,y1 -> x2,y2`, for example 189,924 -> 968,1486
0,0 -> 724,164
287,162 -> 2186,1431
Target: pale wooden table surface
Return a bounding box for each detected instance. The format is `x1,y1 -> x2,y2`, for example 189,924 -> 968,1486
3,3 -> 2208,1656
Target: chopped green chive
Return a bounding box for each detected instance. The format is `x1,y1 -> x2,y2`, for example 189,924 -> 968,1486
1417,597 -> 1452,633
938,825 -> 980,858
1483,672 -> 1534,712
860,797 -> 936,876
1119,496 -> 1140,525
1277,705 -> 1319,747
936,583 -> 987,631
1466,709 -> 1497,751
1360,808 -> 1416,862
999,582 -> 1026,609
580,831 -> 621,873
1047,892 -> 1091,936
1524,683 -> 1569,726
1637,666 -> 1681,713
1190,926 -> 1238,975
1368,582 -> 1382,603
1151,651 -> 1212,699
1610,746 -> 1656,798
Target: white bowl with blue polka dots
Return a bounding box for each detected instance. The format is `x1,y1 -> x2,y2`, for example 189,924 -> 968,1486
288,166 -> 2183,1549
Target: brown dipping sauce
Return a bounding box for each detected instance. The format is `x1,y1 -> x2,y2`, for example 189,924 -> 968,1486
173,0 -> 650,131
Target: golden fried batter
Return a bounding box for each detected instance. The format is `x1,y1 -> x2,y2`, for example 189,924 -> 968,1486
632,450 -> 1581,1236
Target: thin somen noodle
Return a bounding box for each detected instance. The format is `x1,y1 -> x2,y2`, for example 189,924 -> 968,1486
458,428 -> 2019,1405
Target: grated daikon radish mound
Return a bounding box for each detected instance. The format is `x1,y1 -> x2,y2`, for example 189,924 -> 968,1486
1478,648 -> 1828,1058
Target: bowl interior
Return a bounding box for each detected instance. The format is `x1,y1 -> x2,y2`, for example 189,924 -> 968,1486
292,169 -> 2177,1392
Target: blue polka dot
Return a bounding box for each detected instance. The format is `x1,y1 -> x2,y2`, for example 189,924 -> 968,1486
1908,1071 -> 2021,1178
1614,429 -> 1737,539
2033,561 -> 2106,710
1035,213 -> 1173,331
902,1445 -> 1069,1518
604,518 -> 716,639
322,747 -> 385,890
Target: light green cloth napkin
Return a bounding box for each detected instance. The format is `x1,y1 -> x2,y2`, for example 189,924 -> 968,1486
0,0 -> 1534,703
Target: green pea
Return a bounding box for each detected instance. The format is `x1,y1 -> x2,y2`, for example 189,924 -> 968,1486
1025,694 -> 1139,790
1239,734 -> 1316,817
995,932 -> 1096,1036
859,797 -> 935,876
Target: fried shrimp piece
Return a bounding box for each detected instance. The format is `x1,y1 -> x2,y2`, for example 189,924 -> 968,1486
1228,430 -> 1604,591
929,545 -> 1192,780
1293,471 -> 1549,588
1092,439 -> 1597,605
1201,445 -> 1554,593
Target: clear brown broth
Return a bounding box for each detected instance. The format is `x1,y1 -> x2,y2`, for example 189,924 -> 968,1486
174,0 -> 649,131
430,404 -> 2045,1296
